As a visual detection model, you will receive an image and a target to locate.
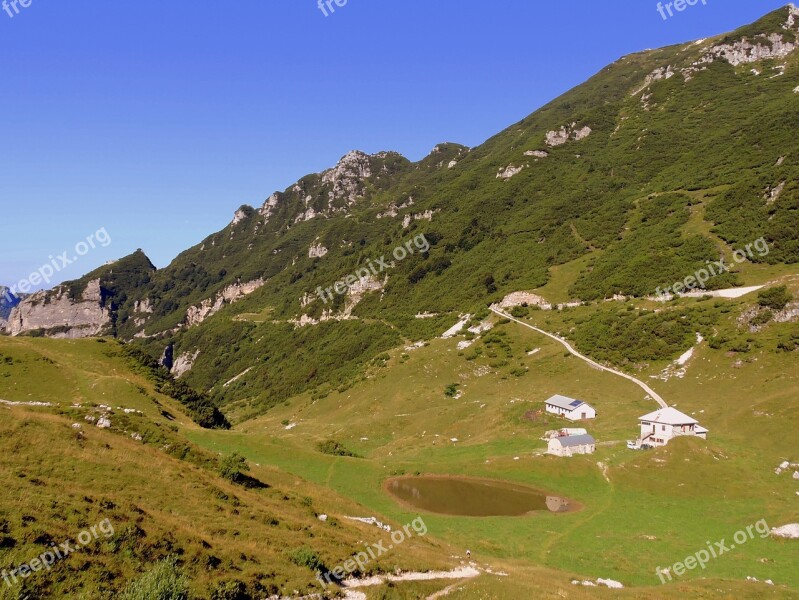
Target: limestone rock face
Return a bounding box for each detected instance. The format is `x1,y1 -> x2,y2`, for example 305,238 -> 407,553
172,349 -> 200,378
545,123 -> 592,147
322,150 -> 373,205
184,278 -> 265,328
308,242 -> 328,258
703,32 -> 797,67
496,291 -> 552,310
497,165 -> 525,180
3,279 -> 110,338
259,192 -> 282,224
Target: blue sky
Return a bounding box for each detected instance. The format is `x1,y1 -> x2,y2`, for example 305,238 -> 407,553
0,0 -> 788,290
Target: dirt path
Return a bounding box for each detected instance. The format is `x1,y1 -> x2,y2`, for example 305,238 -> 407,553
490,308 -> 667,409
341,566 -> 481,599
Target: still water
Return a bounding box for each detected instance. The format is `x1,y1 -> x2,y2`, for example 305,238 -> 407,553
385,475 -> 576,516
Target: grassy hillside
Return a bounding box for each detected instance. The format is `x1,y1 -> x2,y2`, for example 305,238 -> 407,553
3,289 -> 798,598
0,338 -> 459,599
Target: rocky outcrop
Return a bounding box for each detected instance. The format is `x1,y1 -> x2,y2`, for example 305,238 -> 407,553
308,241 -> 328,258
545,123 -> 592,147
701,33 -> 796,68
638,9 -> 799,90
632,65 -> 675,95
184,278 -> 265,328
3,279 -> 110,338
133,298 -> 154,314
231,207 -> 250,226
259,192 -> 283,224
496,291 -> 552,310
322,150 -> 373,206
292,274 -> 386,327
524,150 -> 549,158
172,349 -> 199,378
764,182 -> 786,204
377,196 -> 414,219
402,209 -> 438,228
497,165 -> 525,180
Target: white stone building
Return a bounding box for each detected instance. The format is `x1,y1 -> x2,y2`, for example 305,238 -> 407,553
547,434 -> 596,457
638,407 -> 708,447
545,395 -> 597,421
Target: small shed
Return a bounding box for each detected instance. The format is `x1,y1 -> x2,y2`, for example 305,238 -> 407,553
545,395 -> 597,421
548,434 -> 596,457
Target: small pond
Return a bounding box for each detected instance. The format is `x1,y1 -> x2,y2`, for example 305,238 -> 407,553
384,475 -> 577,517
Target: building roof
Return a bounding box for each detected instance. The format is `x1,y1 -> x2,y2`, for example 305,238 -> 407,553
551,434 -> 596,448
545,394 -> 589,411
639,407 -> 698,425
695,425 -> 709,434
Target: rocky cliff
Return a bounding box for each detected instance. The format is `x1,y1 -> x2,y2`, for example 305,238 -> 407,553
3,279 -> 110,338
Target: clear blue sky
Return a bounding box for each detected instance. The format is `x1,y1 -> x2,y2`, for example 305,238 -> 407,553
0,0 -> 788,290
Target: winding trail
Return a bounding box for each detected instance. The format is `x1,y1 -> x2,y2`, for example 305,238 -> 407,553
490,308 -> 667,409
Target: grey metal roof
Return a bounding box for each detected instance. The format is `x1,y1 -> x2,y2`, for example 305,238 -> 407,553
552,434 -> 596,447
546,394 -> 586,411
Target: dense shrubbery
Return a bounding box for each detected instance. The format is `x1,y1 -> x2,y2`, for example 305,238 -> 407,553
566,306 -> 714,365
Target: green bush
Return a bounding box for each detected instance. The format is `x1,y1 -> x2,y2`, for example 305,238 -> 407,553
317,440 -> 359,457
219,453 -> 250,482
286,546 -> 325,572
119,557 -> 190,600
211,579 -> 250,600
510,306 -> 529,318
444,383 -> 460,397
750,309 -> 773,327
758,286 -> 793,311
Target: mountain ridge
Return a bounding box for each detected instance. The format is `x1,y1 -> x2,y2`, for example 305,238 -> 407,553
3,4 -> 798,420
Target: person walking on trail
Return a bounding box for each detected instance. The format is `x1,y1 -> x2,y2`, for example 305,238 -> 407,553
466,549 -> 471,559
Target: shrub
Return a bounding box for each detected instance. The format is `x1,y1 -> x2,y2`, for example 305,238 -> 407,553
510,306 -> 529,318
119,557 -> 190,600
211,579 -> 250,600
750,309 -> 773,327
219,453 -> 250,482
317,440 -> 359,457
287,546 -> 325,572
444,383 -> 460,397
758,286 -> 793,311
